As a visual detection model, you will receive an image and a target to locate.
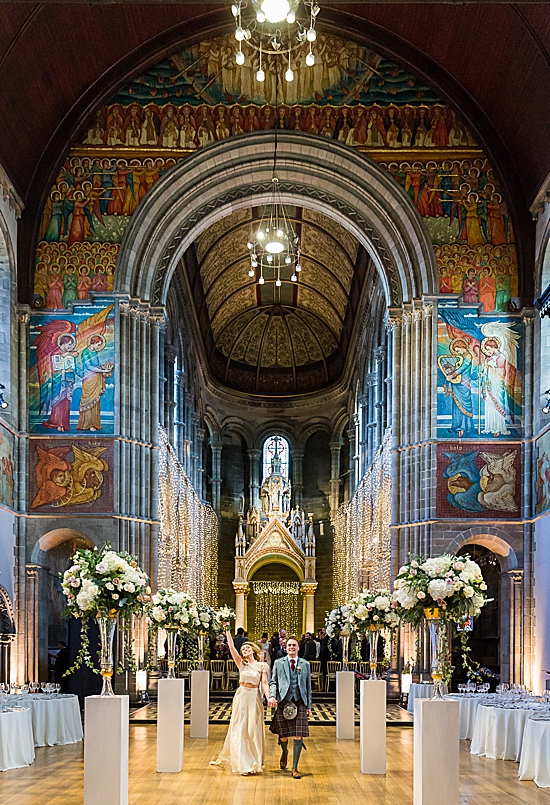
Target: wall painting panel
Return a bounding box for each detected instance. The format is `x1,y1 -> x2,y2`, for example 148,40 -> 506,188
536,429 -> 550,516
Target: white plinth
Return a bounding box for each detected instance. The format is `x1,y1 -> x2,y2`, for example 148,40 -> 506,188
84,695 -> 129,805
336,671 -> 355,740
157,679 -> 185,773
414,699 -> 459,805
190,670 -> 209,738
360,679 -> 386,774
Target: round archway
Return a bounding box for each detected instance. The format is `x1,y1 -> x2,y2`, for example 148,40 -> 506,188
248,562 -> 302,642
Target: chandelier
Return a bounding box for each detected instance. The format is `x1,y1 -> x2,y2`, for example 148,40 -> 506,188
247,177 -> 302,287
231,0 -> 320,82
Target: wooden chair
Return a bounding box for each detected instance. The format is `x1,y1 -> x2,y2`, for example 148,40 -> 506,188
177,659 -> 191,684
325,661 -> 341,691
158,658 -> 168,677
309,660 -> 322,691
359,661 -> 370,677
347,662 -> 357,673
226,659 -> 240,690
210,660 -> 226,690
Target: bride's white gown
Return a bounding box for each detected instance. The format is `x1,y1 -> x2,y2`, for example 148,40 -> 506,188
211,661 -> 268,774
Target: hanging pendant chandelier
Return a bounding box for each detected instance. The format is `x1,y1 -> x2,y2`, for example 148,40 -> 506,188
231,0 -> 320,83
247,177 -> 302,287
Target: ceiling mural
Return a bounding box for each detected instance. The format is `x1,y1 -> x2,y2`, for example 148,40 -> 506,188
31,31 -> 518,363
189,207 -> 359,394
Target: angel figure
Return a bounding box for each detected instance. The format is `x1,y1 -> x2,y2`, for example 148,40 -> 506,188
480,320 -> 521,437
57,445 -> 109,507
31,446 -> 72,508
75,307 -> 114,432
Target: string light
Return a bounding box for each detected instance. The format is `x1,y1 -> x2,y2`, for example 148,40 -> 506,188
332,430 -> 392,606
158,428 -> 218,605
252,581 -> 300,638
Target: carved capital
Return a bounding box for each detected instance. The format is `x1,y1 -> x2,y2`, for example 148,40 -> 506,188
233,582 -> 250,596
301,582 -> 318,596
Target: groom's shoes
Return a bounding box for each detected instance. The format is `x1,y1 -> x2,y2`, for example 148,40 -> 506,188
280,753 -> 288,770
291,769 -> 301,779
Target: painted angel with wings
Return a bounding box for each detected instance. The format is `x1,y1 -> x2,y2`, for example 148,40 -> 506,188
31,445 -> 72,508
479,320 -> 521,437
32,305 -> 113,432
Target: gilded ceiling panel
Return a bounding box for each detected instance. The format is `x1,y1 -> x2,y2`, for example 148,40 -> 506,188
287,314 -> 324,364
302,209 -> 359,266
300,226 -> 354,290
195,209 -> 252,264
285,315 -> 310,366
297,309 -> 338,356
298,259 -> 347,319
206,260 -> 251,318
217,308 -> 259,356
242,315 -> 266,365
211,286 -> 256,337
297,286 -> 342,338
202,235 -> 249,294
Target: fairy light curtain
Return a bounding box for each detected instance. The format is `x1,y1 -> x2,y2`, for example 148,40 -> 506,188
252,581 -> 300,638
332,429 -> 392,605
158,427 -> 218,605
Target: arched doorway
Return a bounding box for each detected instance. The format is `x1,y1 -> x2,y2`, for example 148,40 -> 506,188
248,563 -> 301,641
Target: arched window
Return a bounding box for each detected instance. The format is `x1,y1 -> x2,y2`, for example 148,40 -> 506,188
262,435 -> 289,481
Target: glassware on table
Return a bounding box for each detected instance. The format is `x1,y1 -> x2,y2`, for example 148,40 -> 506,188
55,684 -> 61,695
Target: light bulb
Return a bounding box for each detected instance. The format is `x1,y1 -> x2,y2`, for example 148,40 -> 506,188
247,241 -> 253,249
296,263 -> 301,271
276,278 -> 282,287
266,239 -> 284,253
236,50 -> 245,66
306,51 -> 315,67
258,275 -> 265,285
251,259 -> 258,267
248,268 -> 255,277
291,274 -> 297,281
256,9 -> 266,22
286,10 -> 295,23
231,3 -> 239,16
285,255 -> 291,264
266,254 -> 273,263
261,0 -> 290,24
256,68 -> 265,83
285,68 -> 294,83
544,404 -> 550,415
235,26 -> 245,41
276,228 -> 283,237
257,230 -> 265,240
306,28 -> 317,42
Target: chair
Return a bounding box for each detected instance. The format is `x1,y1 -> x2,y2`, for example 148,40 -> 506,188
158,658 -> 168,677
309,660 -> 322,691
177,659 -> 191,684
226,660 -> 240,690
210,660 -> 226,690
326,661 -> 341,691
347,662 -> 357,673
359,661 -> 370,677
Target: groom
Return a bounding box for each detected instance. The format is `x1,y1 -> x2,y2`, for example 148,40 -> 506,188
268,636 -> 312,779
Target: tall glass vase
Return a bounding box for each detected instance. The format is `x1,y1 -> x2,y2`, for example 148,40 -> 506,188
368,627 -> 380,680
341,632 -> 350,671
197,633 -> 206,671
165,629 -> 178,679
97,616 -> 117,696
424,607 -> 446,700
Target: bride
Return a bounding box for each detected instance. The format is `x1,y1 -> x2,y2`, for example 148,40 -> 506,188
210,630 -> 270,775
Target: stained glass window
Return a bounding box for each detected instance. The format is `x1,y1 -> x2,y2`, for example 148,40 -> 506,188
262,435 -> 289,480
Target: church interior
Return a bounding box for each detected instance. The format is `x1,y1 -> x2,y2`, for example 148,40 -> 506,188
1,1 -> 550,802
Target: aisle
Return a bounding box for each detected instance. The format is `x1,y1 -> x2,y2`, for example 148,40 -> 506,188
1,724 -> 550,805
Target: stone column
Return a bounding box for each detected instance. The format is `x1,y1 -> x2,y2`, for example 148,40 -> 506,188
163,344 -> 178,443
196,427 -> 206,501
509,570 -> 524,684
210,441 -> 223,513
359,393 -> 368,479
347,417 -> 358,499
248,449 -> 261,510
292,449 -> 304,509
374,345 -> 386,451
233,583 -> 249,631
25,564 -> 39,683
301,583 -> 318,634
329,441 -> 342,515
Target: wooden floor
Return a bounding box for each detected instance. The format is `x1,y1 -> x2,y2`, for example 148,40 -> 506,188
1,723 -> 550,805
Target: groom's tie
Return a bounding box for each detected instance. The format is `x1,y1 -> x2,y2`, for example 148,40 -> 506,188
290,659 -> 296,671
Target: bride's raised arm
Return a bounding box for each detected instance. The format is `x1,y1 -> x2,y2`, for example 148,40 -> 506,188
226,629 -> 242,666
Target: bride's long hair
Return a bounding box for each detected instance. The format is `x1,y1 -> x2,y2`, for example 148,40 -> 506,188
240,641 -> 262,663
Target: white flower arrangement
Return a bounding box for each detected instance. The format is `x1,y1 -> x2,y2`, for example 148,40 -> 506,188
393,553 -> 489,627
347,589 -> 400,633
216,605 -> 237,630
146,588 -> 202,631
325,605 -> 351,637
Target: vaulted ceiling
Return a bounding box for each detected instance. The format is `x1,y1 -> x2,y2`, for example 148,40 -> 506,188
1,3 -> 549,296
182,207 -> 370,395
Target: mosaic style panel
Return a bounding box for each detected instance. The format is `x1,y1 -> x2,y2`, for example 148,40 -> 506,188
0,422 -> 15,509
535,429 -> 550,516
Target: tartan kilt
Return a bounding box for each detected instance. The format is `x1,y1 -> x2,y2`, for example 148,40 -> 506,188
269,700 -> 309,738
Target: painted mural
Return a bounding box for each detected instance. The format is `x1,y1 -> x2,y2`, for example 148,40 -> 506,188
437,308 -> 522,439
0,423 -> 15,509
437,441 -> 520,518
536,429 -> 550,516
33,32 -> 517,311
29,438 -> 113,512
29,303 -> 115,434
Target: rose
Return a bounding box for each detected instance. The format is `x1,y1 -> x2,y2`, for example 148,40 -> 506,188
417,591 -> 426,599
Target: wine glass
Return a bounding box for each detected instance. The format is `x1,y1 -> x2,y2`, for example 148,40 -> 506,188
55,684 -> 61,695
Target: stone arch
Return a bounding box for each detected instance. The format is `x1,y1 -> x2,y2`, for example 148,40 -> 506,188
116,132 -> 438,309
247,554 -> 304,583
30,527 -> 95,565
444,527 -> 519,573
0,585 -> 15,639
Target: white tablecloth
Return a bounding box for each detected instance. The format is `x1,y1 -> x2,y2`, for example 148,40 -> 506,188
446,694 -> 495,740
0,708 -> 35,771
519,717 -> 550,787
407,683 -> 434,713
471,705 -> 533,761
10,695 -> 83,747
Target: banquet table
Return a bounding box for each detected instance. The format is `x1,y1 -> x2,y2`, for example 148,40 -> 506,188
407,683 -> 434,713
470,704 -> 536,761
10,694 -> 83,747
518,717 -> 550,788
0,708 -> 35,771
446,694 -> 495,740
